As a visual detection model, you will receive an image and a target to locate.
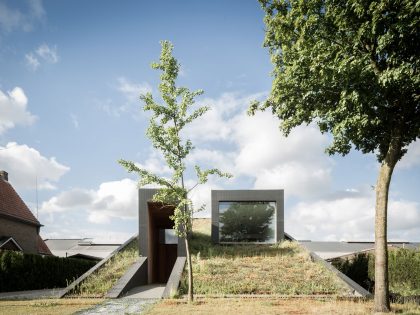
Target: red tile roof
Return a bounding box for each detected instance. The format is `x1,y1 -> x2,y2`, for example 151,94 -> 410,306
37,235 -> 53,255
0,178 -> 40,226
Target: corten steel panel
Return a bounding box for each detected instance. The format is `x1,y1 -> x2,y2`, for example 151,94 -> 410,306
211,190 -> 284,243
138,188 -> 186,260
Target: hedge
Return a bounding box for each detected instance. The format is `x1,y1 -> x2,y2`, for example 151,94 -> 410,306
332,253 -> 374,292
0,250 -> 96,292
333,247 -> 420,296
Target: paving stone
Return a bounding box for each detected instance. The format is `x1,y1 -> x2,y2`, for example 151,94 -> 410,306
74,298 -> 157,315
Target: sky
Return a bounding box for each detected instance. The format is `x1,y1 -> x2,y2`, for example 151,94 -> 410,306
0,0 -> 419,243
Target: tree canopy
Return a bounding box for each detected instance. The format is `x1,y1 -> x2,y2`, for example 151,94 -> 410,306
252,1 -> 419,312
250,0 -> 419,161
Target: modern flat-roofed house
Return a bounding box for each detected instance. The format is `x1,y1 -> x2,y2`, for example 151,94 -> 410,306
45,238 -> 121,261
0,170 -> 52,255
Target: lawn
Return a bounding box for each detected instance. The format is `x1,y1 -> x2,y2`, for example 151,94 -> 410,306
68,238 -> 139,298
179,219 -> 350,296
0,298 -> 102,315
145,298 -> 420,315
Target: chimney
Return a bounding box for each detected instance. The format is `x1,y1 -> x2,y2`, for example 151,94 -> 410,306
0,170 -> 8,181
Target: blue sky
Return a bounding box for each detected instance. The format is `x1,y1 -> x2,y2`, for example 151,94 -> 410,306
1,0 -> 419,243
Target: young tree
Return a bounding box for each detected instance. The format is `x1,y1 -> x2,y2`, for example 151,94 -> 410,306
250,1 -> 419,312
119,41 -> 231,302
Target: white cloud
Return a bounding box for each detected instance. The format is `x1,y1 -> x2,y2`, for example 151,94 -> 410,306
101,77 -> 152,118
0,142 -> 70,190
134,151 -> 172,175
186,178 -> 223,218
184,92 -> 333,199
40,189 -> 94,213
287,189 -> 420,241
117,77 -> 152,103
25,44 -> 59,71
40,178 -> 138,224
398,140 -> 420,170
105,91 -> 418,242
184,92 -> 266,142
70,113 -> 79,129
36,43 -> 58,63
137,92 -> 333,201
0,87 -> 37,134
232,112 -> 332,197
0,0 -> 45,34
25,53 -> 40,70
187,148 -> 236,173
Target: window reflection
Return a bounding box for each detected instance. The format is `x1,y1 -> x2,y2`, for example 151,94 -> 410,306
159,229 -> 178,244
219,201 -> 276,243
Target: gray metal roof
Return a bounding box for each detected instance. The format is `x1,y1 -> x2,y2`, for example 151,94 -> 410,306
300,241 -> 420,260
44,239 -> 121,260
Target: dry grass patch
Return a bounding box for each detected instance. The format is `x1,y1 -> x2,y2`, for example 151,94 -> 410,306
68,239 -> 138,297
0,298 -> 102,315
180,219 -> 349,296
145,298 -> 420,315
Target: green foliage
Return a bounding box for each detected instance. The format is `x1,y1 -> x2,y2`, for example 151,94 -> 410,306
0,250 -> 95,292
252,0 -> 419,161
332,253 -> 374,292
119,40 -> 232,239
220,202 -> 275,242
371,248 -> 420,296
334,248 -> 420,296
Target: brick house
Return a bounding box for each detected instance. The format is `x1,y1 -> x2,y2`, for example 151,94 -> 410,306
0,170 -> 52,255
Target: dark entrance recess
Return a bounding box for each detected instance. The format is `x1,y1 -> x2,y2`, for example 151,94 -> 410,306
148,202 -> 178,283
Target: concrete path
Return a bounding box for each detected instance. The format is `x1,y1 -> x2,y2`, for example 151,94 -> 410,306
74,285 -> 165,314
74,298 -> 157,315
0,288 -> 65,300
124,284 -> 165,299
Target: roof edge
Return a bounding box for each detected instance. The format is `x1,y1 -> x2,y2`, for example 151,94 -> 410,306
0,212 -> 42,227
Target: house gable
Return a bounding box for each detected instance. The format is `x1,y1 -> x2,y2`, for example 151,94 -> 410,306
0,236 -> 23,251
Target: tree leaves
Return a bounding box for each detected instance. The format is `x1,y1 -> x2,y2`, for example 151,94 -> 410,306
119,40 -> 232,236
253,0 -> 419,161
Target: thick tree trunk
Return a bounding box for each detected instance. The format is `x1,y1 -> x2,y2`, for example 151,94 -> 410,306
374,135 -> 400,313
185,237 -> 194,302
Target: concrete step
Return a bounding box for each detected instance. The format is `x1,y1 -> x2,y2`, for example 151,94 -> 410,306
123,284 -> 166,299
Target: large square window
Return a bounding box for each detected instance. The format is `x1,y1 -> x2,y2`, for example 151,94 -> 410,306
219,201 -> 276,243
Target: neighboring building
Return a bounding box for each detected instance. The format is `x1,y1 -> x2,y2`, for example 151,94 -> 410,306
300,241 -> 420,261
0,170 -> 52,255
45,238 -> 121,261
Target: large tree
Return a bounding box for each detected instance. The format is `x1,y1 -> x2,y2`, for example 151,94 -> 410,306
250,0 -> 419,312
119,41 -> 231,302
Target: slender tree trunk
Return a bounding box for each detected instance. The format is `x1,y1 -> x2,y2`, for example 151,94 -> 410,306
374,134 -> 400,313
185,237 -> 193,302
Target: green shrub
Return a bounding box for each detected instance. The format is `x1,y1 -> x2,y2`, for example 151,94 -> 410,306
0,250 -> 96,292
334,247 -> 420,296
369,248 -> 420,296
332,253 -> 373,291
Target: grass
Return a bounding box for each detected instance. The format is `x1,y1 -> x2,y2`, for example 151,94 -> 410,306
179,219 -> 350,296
0,298 -> 103,315
145,297 -> 420,315
68,238 -> 139,298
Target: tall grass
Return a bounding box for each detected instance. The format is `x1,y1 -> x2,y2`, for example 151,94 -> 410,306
69,239 -> 139,297
179,219 -> 350,296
